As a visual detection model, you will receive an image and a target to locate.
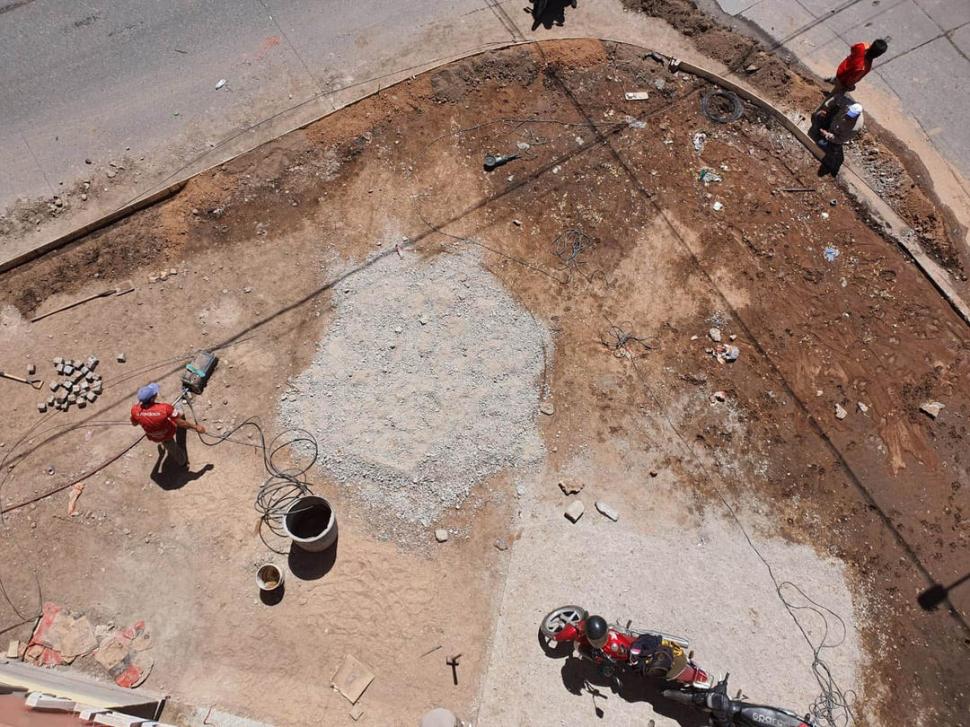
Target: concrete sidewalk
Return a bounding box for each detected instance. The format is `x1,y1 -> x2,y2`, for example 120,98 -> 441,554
713,0 -> 970,237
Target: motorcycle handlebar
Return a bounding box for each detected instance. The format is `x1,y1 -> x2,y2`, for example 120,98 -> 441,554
661,690 -> 706,707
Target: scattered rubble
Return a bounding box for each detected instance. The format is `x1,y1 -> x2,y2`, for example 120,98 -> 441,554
920,401 -> 944,419
564,500 -> 585,523
594,501 -> 618,521
559,480 -> 584,495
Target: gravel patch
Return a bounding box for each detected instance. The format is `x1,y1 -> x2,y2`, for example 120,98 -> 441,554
282,248 -> 550,537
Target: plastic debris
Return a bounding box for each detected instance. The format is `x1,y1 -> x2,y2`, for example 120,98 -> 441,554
824,246 -> 840,262
699,167 -> 722,185
835,403 -> 847,420
715,344 -> 739,363
712,201 -> 724,211
692,132 -> 707,152
625,91 -> 649,100
215,79 -> 227,90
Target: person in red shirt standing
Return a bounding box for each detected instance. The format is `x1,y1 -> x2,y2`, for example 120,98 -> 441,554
130,383 -> 205,468
831,39 -> 888,94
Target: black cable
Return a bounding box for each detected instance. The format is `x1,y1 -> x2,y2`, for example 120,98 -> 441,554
183,400 -> 318,537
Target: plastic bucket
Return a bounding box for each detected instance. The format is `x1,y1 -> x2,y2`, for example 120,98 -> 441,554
256,563 -> 284,592
283,495 -> 337,552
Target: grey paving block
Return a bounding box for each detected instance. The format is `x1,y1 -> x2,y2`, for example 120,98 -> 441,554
915,0 -> 970,29
834,0 -> 940,55
877,37 -> 970,180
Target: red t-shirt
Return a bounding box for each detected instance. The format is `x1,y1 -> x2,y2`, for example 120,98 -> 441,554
836,43 -> 871,87
130,402 -> 178,442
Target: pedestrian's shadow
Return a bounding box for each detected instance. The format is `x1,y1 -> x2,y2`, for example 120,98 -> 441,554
528,0 -> 577,31
150,458 -> 214,491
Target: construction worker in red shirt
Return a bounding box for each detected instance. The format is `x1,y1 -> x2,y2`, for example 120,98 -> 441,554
130,383 -> 205,468
831,39 -> 888,94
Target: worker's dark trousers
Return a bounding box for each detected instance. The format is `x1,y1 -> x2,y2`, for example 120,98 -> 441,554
161,428 -> 188,467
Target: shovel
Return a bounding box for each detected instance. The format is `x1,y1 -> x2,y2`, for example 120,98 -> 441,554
0,370 -> 44,390
31,282 -> 135,323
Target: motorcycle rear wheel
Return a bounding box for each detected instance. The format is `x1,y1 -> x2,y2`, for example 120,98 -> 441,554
540,605 -> 588,640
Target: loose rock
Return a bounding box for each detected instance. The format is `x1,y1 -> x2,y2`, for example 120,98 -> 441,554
595,501 -> 618,521
434,528 -> 449,543
920,401 -> 944,419
564,500 -> 585,523
559,480 -> 584,495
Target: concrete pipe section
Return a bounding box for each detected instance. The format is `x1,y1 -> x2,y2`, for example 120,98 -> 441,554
282,495 -> 337,552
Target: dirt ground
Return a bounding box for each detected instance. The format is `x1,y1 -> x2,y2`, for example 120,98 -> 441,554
1,40 -> 968,727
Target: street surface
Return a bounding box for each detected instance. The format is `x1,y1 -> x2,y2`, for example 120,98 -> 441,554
1,0 -> 968,266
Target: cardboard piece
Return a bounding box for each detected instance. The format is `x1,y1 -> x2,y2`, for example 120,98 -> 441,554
331,654 -> 375,705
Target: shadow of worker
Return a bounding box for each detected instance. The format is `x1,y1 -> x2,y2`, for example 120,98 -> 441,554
530,0 -> 578,31
150,434 -> 214,491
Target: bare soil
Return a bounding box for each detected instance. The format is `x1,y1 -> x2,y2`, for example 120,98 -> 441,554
621,0 -> 968,276
0,40 -> 967,727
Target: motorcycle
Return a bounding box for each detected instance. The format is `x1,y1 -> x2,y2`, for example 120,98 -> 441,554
539,605 -> 715,690
663,675 -> 816,727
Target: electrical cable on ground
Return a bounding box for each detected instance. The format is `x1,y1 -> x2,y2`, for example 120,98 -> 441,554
511,43 -> 859,724
183,400 -> 319,537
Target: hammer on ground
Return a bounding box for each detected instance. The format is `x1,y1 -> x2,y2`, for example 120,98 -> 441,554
446,654 -> 461,686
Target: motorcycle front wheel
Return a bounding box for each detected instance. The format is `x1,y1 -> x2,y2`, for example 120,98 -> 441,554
540,605 -> 588,640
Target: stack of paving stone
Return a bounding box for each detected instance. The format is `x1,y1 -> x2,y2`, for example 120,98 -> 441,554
41,356 -> 103,413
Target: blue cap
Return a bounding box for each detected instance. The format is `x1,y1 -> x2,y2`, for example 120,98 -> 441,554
137,383 -> 160,404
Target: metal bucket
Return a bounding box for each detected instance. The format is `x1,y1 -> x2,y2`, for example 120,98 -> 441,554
256,563 -> 284,592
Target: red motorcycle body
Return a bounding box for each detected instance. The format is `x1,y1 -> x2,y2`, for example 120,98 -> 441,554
546,610 -> 714,690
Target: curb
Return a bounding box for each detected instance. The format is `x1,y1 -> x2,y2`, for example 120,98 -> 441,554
0,181 -> 186,275
4,39 -> 967,331
650,51 -> 970,328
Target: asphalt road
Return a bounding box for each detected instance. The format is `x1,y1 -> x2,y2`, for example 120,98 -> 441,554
0,0 -> 519,211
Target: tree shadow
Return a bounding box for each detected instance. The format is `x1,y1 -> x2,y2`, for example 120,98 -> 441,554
150,458 -> 214,491
529,0 -> 577,31
556,655 -> 707,726
287,537 -> 338,581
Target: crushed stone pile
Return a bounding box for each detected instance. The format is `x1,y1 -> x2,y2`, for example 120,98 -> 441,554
282,247 -> 551,534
